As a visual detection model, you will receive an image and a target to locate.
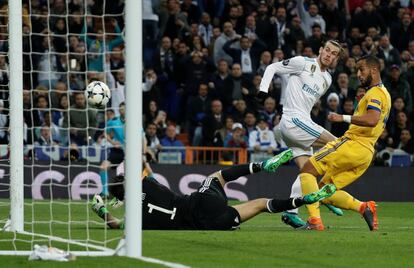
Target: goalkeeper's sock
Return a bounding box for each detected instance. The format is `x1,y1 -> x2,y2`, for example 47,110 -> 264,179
324,190 -> 362,212
99,170 -> 109,196
220,163 -> 261,182
266,197 -> 303,213
300,172 -> 321,218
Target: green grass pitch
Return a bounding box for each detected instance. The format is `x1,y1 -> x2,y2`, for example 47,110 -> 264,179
0,201 -> 413,268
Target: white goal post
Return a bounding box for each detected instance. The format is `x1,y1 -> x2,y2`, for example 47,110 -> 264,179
1,0 -> 145,260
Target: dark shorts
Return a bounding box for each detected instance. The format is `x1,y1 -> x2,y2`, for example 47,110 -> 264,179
108,147 -> 124,165
193,177 -> 241,230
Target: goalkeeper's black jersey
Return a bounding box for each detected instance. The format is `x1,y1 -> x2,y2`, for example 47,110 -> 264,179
142,178 -> 199,230
142,177 -> 241,230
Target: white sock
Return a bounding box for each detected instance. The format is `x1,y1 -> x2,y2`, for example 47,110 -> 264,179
287,175 -> 302,214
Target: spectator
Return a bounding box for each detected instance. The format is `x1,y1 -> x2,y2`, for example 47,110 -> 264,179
161,0 -> 190,40
109,46 -> 125,71
222,63 -> 254,110
213,21 -> 238,66
143,69 -> 161,111
202,99 -> 225,146
390,111 -> 412,147
144,100 -> 159,127
259,97 -> 277,128
346,27 -> 363,49
181,0 -> 200,24
50,81 -> 69,109
35,126 -> 56,146
390,13 -> 414,52
388,97 -> 408,134
272,7 -> 289,52
182,51 -> 215,99
187,83 -> 211,146
209,59 -> 230,100
343,57 -> 359,91
376,128 -> 394,153
351,0 -> 386,34
198,12 -> 214,46
143,0 -> 159,68
61,92 -> 97,146
232,99 -> 248,123
361,35 -> 378,56
34,95 -> 49,126
223,36 -> 266,76
384,65 -> 412,111
224,122 -> 248,148
40,111 -> 61,144
334,72 -> 354,105
52,94 -> 69,127
311,100 -> 327,127
256,51 -> 272,77
152,36 -> 180,119
212,115 -> 234,147
248,115 -> 277,154
306,24 -> 325,55
284,16 -> 306,57
160,124 -> 185,161
331,98 -> 354,137
153,110 -> 168,139
297,0 -> 326,38
325,92 -> 340,132
81,18 -> 124,72
398,129 -> 414,155
224,5 -> 244,34
320,0 -> 346,38
35,36 -> 59,88
377,35 -> 402,68
145,122 -> 162,158
243,111 -> 257,136
255,2 -> 277,51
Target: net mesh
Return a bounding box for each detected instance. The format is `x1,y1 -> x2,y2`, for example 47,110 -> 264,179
0,0 -> 126,253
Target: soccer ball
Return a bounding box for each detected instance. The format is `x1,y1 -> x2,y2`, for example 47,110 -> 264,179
85,81 -> 111,107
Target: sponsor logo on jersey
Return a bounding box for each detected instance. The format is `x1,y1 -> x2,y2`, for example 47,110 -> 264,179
282,59 -> 289,66
302,83 -> 321,98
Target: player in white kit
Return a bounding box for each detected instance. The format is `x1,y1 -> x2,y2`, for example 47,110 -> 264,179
259,40 -> 344,229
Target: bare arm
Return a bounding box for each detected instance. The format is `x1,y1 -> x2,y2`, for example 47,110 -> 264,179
328,109 -> 381,127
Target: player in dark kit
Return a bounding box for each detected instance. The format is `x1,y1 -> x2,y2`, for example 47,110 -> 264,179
92,149 -> 336,230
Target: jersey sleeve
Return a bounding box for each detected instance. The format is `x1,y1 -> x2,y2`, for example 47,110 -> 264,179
366,88 -> 384,113
259,56 -> 306,93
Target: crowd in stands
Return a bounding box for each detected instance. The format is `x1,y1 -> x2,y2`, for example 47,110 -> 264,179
0,0 -> 413,165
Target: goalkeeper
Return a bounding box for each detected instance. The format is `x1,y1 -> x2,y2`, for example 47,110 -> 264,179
92,149 -> 336,230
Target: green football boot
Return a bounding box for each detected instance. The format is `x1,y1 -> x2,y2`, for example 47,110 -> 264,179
324,203 -> 344,216
281,212 -> 307,229
303,184 -> 337,204
262,149 -> 293,173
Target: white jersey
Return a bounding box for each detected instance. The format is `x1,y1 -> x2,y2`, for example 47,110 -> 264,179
260,56 -> 332,118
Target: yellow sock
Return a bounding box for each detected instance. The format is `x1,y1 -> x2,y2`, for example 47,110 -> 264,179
324,190 -> 362,212
300,173 -> 320,219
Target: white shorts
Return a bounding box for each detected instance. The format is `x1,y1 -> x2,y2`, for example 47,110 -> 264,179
278,115 -> 326,158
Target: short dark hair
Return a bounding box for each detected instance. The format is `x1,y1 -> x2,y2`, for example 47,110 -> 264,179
357,55 -> 381,70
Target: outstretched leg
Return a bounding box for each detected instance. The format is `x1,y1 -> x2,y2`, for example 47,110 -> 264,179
234,184 -> 336,223
212,149 -> 293,188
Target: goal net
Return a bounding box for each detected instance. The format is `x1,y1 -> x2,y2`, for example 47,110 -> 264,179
0,0 -> 133,257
